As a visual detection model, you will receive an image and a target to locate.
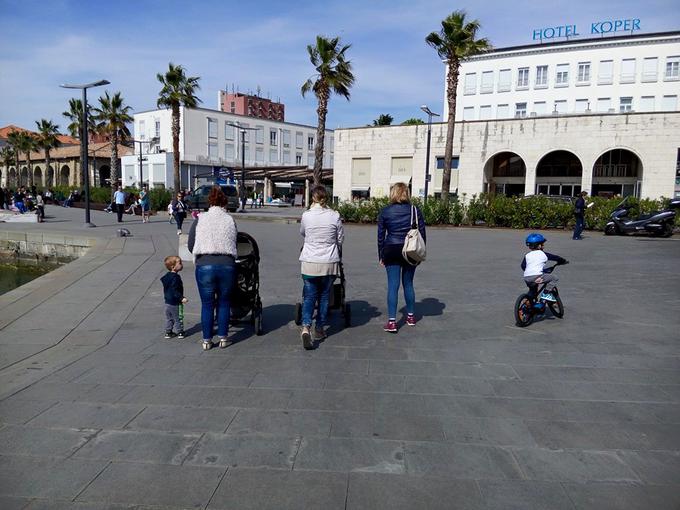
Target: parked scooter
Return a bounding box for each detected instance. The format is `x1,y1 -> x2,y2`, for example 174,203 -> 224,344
605,197 -> 680,237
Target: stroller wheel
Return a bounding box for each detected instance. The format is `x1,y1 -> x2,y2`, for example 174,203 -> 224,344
344,303 -> 351,327
254,310 -> 263,336
294,302 -> 302,326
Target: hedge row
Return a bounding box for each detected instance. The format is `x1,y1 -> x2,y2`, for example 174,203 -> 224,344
50,185 -> 173,211
333,194 -> 679,230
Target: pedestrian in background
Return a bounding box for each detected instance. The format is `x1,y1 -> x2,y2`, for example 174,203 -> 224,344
172,191 -> 189,235
573,191 -> 588,240
140,185 -> 150,223
377,182 -> 426,333
113,186 -> 126,222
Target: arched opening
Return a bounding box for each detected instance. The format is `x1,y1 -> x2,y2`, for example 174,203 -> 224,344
60,165 -> 70,187
98,165 -> 111,188
34,166 -> 43,188
47,165 -> 54,187
20,167 -> 28,187
535,150 -> 583,197
592,149 -> 643,198
483,152 -> 526,197
9,168 -> 17,188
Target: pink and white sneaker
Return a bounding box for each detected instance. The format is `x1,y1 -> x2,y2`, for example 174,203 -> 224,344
383,320 -> 397,333
406,314 -> 417,326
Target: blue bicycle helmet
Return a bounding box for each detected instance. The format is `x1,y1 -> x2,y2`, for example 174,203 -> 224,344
526,233 -> 546,247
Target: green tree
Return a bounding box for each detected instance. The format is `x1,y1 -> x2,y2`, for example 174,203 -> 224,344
372,114 -> 394,126
157,63 -> 201,191
6,131 -> 23,186
401,117 -> 425,125
426,10 -> 490,203
62,98 -> 95,140
1,146 -> 15,187
302,35 -> 355,185
14,131 -> 38,187
94,91 -> 133,190
35,119 -> 61,187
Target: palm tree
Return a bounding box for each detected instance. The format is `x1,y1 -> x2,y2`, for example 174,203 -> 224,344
157,63 -> 201,191
1,146 -> 15,187
94,91 -> 133,190
62,98 -> 95,140
372,114 -> 394,126
401,118 -> 425,125
35,119 -> 61,188
301,35 -> 355,185
6,131 -> 23,186
11,131 -> 38,187
426,10 -> 490,203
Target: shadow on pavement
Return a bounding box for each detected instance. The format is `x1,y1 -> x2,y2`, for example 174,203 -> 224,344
400,297 -> 446,320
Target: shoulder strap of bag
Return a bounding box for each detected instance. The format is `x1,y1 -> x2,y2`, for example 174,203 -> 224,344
411,205 -> 417,229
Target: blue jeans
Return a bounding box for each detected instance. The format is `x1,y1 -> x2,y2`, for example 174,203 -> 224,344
302,275 -> 335,328
573,215 -> 585,239
385,264 -> 416,319
15,201 -> 26,213
195,264 -> 236,341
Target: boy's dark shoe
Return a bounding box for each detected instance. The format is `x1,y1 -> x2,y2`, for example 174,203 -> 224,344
164,331 -> 176,339
177,331 -> 185,339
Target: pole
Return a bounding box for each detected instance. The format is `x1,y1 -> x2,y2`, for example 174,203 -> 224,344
138,141 -> 143,189
240,129 -> 246,211
81,87 -> 93,227
424,113 -> 432,205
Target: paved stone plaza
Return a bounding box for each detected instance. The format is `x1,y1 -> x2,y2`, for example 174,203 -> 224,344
0,206 -> 679,509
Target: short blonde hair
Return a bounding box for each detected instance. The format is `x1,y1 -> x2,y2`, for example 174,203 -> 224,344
389,182 -> 410,204
164,255 -> 181,271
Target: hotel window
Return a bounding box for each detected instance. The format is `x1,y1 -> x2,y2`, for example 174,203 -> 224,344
307,153 -> 315,168
597,97 -> 611,112
598,60 -> 613,85
225,143 -> 235,160
269,148 -> 278,162
498,69 -> 511,92
665,56 -> 680,80
515,102 -> 527,118
283,150 -> 291,164
661,95 -> 677,111
642,57 -> 658,82
154,120 -> 160,138
535,65 -> 548,88
555,64 -> 569,87
230,101 -> 236,113
619,97 -> 633,112
533,101 -> 547,116
207,118 -> 218,139
295,131 -> 303,148
225,122 -> 234,140
620,59 -> 636,83
639,96 -> 655,112
307,135 -> 315,151
282,130 -> 291,148
241,123 -> 250,142
255,147 -> 264,163
577,62 -> 591,84
463,73 -> 477,94
497,104 -> 510,118
479,105 -> 492,120
255,126 -> 264,144
481,71 -> 494,93
574,99 -> 589,113
463,107 -> 475,120
329,136 -> 334,152
208,142 -> 218,160
296,153 -> 302,165
138,120 -> 145,140
516,67 -> 529,89
269,129 -> 277,146
554,100 -> 567,114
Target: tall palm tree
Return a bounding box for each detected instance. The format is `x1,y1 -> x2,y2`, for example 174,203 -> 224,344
6,131 -> 23,186
35,119 -> 61,188
301,35 -> 355,186
94,91 -> 133,190
426,11 -> 490,203
157,63 -> 201,191
19,132 -> 38,187
62,98 -> 96,140
1,146 -> 15,187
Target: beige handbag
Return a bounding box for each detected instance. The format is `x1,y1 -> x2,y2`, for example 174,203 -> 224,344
402,205 -> 426,265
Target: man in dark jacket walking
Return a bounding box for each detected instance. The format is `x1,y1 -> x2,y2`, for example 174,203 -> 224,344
573,191 -> 588,240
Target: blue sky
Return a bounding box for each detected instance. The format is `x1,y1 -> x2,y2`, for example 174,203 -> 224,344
1,0 -> 678,132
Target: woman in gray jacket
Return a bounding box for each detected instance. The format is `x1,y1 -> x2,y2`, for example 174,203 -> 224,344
299,185 -> 344,349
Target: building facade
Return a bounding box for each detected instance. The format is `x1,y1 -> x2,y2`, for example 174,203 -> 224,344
218,91 -> 285,121
121,106 -> 333,189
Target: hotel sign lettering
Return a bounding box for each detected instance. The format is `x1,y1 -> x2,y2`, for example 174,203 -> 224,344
533,18 -> 641,41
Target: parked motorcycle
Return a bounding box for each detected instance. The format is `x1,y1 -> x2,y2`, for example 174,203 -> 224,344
605,197 -> 680,237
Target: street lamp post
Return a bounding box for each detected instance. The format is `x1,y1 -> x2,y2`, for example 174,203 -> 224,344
128,138 -> 158,189
60,79 -> 110,227
226,122 -> 257,212
420,105 -> 440,204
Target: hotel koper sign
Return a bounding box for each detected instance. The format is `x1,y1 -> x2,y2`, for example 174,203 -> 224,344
533,18 -> 641,41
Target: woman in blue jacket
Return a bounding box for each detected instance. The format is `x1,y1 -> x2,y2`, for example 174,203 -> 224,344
377,182 -> 426,333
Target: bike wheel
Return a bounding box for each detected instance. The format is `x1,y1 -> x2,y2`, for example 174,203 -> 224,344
662,222 -> 674,238
604,223 -> 617,236
548,288 -> 564,318
514,294 -> 534,327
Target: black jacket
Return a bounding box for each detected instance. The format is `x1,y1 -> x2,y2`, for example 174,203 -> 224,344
574,197 -> 585,217
377,203 -> 426,261
160,272 -> 183,306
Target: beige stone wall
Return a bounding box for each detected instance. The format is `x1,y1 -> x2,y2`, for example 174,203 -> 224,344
334,112 -> 680,200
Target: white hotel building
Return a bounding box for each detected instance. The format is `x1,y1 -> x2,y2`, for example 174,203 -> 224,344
121,105 -> 333,189
334,31 -> 680,201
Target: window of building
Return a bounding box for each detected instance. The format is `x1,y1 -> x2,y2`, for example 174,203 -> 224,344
255,125 -> 264,144
535,65 -> 548,88
255,147 -> 264,163
554,100 -> 567,114
307,135 -> 315,151
463,107 -> 475,120
269,129 -> 277,146
225,122 -> 234,140
515,102 -> 527,118
154,120 -> 160,138
639,96 -> 655,112
666,56 -> 680,80
555,64 -> 569,87
329,136 -> 334,152
479,105 -> 492,120
225,143 -> 235,160
480,71 -> 494,93
269,148 -> 278,162
283,150 -> 291,164
351,158 -> 371,188
498,69 -> 511,92
463,73 -> 477,94
642,57 -> 658,82
533,101 -> 547,116
207,118 -> 217,139
597,97 -> 611,112
516,67 -> 529,89
282,130 -> 291,148
497,104 -> 510,118
307,153 -> 315,168
620,59 -> 636,83
296,153 -> 302,165
619,97 -> 633,112
577,62 -> 591,84
295,131 -> 303,148
391,157 -> 413,178
598,60 -> 613,85
661,95 -> 677,111
138,120 -> 145,140
208,141 -> 218,159
574,99 -> 589,113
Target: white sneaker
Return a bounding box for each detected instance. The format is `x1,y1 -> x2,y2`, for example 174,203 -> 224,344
177,230 -> 182,236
